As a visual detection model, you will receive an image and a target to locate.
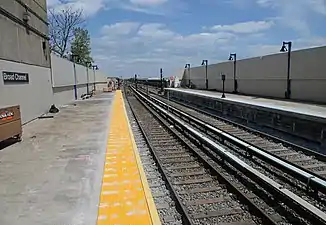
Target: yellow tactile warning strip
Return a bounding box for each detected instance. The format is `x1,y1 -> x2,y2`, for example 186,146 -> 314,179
97,90 -> 161,225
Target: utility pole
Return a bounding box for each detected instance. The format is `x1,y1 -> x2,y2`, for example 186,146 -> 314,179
201,60 -> 208,90
229,53 -> 237,93
135,74 -> 138,90
71,54 -> 78,100
160,68 -> 163,93
85,61 -> 92,94
280,41 -> 292,99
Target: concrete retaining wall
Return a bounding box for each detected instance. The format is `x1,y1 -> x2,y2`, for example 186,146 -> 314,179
0,54 -> 109,124
0,1 -> 50,67
51,54 -> 75,87
51,54 -> 108,107
184,46 -> 326,103
0,59 -> 53,123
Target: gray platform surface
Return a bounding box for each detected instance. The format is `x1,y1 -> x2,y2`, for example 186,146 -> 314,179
0,93 -> 114,225
166,88 -> 326,120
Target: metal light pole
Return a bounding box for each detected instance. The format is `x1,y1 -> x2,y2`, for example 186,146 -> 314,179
71,54 -> 79,100
280,41 -> 292,99
146,79 -> 149,95
167,89 -> 170,112
134,74 -> 138,90
85,61 -> 92,94
185,63 -> 191,88
160,68 -> 163,93
229,53 -> 237,93
221,73 -> 226,98
202,60 -> 208,90
92,65 -> 99,92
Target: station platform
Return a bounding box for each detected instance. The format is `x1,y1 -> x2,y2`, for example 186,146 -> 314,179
165,88 -> 326,146
166,88 -> 326,120
0,91 -> 160,225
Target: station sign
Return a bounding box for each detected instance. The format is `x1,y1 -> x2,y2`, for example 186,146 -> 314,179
2,71 -> 29,83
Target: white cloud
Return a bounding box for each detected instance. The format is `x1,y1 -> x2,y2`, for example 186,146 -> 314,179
257,0 -> 326,14
256,0 -> 326,36
92,18 -> 326,77
209,20 -> 274,33
48,0 -> 106,16
247,36 -> 326,57
256,0 -> 272,7
47,0 -> 174,16
295,36 -> 326,49
129,0 -> 168,6
226,1 -> 326,37
48,0 -> 326,77
101,22 -> 140,36
92,22 -> 240,77
247,44 -> 281,57
225,0 -> 256,8
47,0 -> 61,7
138,23 -> 176,39
115,0 -> 185,16
309,0 -> 326,15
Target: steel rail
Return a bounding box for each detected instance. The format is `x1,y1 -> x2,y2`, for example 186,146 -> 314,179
125,98 -> 194,225
127,91 -> 278,225
135,87 -> 326,195
140,85 -> 326,163
132,86 -> 326,224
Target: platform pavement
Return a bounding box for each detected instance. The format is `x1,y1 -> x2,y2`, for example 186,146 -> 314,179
0,90 -> 161,225
0,93 -> 114,225
0,93 -> 105,225
167,88 -> 326,120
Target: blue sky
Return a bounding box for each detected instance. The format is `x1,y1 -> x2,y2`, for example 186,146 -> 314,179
48,0 -> 326,78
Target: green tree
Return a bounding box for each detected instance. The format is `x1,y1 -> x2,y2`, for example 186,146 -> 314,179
70,28 -> 93,65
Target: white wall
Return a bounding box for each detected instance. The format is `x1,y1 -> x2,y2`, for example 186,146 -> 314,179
184,46 -> 326,103
95,70 -> 107,83
76,64 -> 88,85
0,1 -> 50,68
50,54 -> 109,105
52,86 -> 75,106
0,54 -> 110,123
51,54 -> 75,87
52,85 -> 90,106
94,70 -> 108,91
51,54 -> 108,88
96,83 -> 107,91
89,68 -> 95,84
0,59 -> 53,123
290,47 -> 326,102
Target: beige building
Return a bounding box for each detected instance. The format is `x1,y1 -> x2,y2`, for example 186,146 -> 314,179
0,0 -> 50,67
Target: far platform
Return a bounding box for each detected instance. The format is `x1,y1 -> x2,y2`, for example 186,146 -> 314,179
166,88 -> 326,121
165,88 -> 326,146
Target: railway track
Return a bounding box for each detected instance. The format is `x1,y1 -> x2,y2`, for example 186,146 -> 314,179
160,97 -> 326,175
137,86 -> 326,187
124,97 -> 183,224
127,95 -> 265,225
135,87 -> 326,209
129,85 -> 323,224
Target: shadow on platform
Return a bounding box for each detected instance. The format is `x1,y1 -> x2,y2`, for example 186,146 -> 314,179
0,138 -> 20,151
